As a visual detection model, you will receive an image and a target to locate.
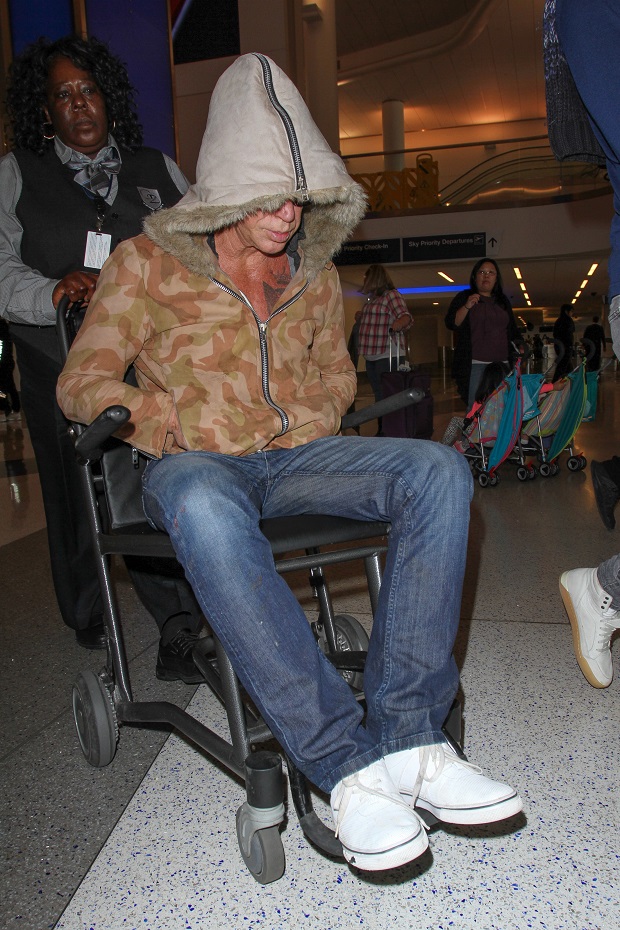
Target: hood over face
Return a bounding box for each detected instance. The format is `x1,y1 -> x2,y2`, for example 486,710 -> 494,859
144,53 -> 366,281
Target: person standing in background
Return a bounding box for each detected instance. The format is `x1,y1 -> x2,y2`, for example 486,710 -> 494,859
552,303 -> 575,380
356,264 -> 412,407
0,35 -> 204,678
445,258 -> 523,407
582,315 -> 606,371
545,0 -> 620,683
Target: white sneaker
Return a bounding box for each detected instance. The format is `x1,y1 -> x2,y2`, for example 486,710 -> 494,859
559,567 -> 620,688
330,758 -> 429,871
384,741 -> 523,826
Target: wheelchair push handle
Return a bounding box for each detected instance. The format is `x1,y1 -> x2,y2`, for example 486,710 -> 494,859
74,405 -> 131,463
341,386 -> 424,431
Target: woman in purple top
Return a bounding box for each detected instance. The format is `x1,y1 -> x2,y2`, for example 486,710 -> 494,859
445,258 -> 523,406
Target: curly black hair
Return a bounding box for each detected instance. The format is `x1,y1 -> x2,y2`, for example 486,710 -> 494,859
6,35 -> 143,154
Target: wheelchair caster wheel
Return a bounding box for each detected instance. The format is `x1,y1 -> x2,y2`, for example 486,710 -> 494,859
236,807 -> 285,884
72,670 -> 118,767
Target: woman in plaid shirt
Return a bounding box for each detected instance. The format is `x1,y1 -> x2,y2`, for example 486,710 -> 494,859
357,264 -> 412,409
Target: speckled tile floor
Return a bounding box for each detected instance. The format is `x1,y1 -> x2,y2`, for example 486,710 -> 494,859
2,363 -> 619,930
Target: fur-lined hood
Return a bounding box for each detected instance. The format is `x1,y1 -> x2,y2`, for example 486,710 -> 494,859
144,53 -> 366,281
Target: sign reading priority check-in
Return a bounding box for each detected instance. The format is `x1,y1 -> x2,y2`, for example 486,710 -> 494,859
402,232 -> 487,262
335,238 -> 401,266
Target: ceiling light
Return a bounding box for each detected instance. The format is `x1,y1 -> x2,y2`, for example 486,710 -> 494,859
587,263 -> 599,276
574,290 -> 582,297
571,298 -> 577,305
526,299 -> 532,306
513,267 -> 522,280
520,282 -> 527,291
580,279 -> 588,290
438,272 -> 454,283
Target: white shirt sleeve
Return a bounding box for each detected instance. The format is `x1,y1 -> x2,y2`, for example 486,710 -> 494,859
0,153 -> 59,325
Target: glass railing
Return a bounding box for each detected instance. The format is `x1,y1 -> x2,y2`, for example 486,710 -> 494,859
342,136 -> 611,212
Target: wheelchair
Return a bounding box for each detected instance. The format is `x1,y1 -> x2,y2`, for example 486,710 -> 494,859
57,297 -> 461,884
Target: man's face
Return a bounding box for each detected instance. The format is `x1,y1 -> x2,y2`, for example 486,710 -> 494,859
236,201 -> 303,256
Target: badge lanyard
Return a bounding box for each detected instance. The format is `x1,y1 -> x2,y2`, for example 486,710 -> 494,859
83,186 -> 112,270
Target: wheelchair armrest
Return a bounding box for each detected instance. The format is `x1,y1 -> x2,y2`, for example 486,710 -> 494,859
74,406 -> 131,463
341,387 -> 424,431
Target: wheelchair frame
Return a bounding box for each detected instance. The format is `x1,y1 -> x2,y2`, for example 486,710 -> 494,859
58,298 -> 459,884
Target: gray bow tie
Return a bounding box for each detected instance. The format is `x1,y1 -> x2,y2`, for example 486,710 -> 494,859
67,146 -> 121,196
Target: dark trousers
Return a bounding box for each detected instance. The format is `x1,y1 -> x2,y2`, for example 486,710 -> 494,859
11,323 -> 203,635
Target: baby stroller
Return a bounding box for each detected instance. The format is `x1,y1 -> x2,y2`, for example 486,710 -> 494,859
451,360 -> 524,488
519,360 -> 588,476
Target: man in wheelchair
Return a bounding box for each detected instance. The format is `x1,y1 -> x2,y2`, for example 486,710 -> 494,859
57,53 -> 522,873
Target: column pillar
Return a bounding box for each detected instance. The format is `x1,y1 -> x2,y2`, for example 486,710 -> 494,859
302,0 -> 339,152
382,99 -> 405,171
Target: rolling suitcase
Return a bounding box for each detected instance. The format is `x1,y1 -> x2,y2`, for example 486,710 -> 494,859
380,333 -> 434,439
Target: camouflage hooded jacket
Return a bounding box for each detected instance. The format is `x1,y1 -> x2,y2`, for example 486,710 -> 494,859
56,53 -> 367,458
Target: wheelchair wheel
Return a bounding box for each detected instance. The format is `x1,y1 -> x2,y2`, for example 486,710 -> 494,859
330,614 -> 369,691
236,818 -> 285,885
72,670 -> 118,767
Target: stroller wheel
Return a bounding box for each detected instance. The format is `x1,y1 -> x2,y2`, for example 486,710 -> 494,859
478,473 -> 489,488
516,466 -> 529,482
578,455 -> 587,469
551,462 -> 561,476
539,462 -> 551,477
527,466 -> 537,479
567,456 -> 581,471
489,473 -> 500,487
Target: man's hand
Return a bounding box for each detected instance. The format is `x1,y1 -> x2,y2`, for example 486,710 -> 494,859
52,271 -> 99,309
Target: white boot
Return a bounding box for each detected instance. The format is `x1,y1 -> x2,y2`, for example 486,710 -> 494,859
560,567 -> 620,688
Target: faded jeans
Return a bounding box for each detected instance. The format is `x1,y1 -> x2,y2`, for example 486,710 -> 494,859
142,435 -> 473,792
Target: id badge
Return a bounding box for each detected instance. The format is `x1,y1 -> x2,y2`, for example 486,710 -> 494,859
84,230 -> 112,270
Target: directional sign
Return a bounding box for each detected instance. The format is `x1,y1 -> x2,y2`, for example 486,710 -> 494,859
402,232 -> 487,262
486,234 -> 500,255
335,238 -> 401,266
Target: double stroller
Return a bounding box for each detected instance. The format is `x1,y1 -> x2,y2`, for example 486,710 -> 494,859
446,355 -> 595,485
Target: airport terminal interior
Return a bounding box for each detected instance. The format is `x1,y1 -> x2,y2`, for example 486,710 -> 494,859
1,2 -> 619,929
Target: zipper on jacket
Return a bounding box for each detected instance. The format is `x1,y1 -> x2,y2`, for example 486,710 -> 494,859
253,53 -> 310,203
209,276 -> 309,436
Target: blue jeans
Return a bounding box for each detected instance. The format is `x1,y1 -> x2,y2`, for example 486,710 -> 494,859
142,436 -> 473,792
597,553 -> 620,610
556,0 -> 620,300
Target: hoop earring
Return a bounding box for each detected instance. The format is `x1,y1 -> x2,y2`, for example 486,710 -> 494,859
110,118 -> 116,132
42,122 -> 55,141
